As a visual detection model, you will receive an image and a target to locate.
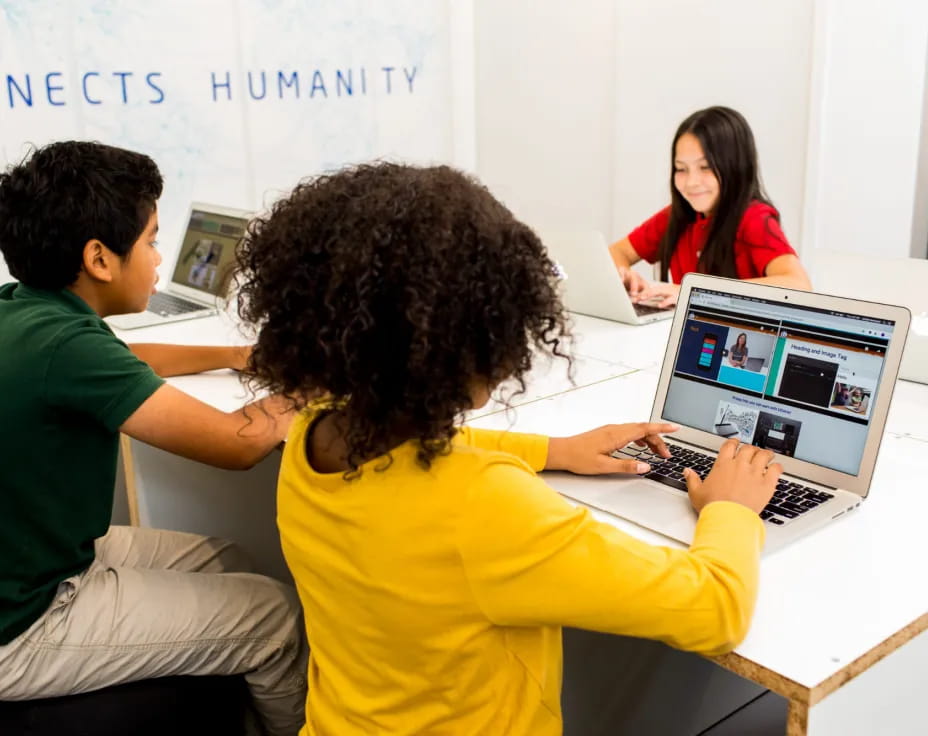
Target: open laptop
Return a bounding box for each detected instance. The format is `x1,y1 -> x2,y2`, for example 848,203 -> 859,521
554,273 -> 910,553
540,230 -> 674,325
107,202 -> 252,330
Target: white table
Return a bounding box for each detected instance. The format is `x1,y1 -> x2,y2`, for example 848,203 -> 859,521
116,311 -> 928,735
470,315 -> 928,736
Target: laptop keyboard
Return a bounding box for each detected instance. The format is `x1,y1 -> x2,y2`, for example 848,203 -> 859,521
633,302 -> 670,316
615,444 -> 835,525
147,291 -> 209,316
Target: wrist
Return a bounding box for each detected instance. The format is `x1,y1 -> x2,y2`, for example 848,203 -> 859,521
544,437 -> 570,471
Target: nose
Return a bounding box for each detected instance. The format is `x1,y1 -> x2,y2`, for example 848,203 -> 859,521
155,249 -> 163,267
684,170 -> 703,190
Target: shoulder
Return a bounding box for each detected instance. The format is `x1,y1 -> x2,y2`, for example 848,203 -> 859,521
52,316 -> 137,362
645,205 -> 672,229
736,201 -> 790,246
629,205 -> 671,234
627,205 -> 673,260
46,318 -> 160,399
739,201 -> 780,226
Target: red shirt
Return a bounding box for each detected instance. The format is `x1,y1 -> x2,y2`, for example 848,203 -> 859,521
626,201 -> 796,284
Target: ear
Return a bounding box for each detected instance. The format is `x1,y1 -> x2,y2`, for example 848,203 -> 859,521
81,239 -> 118,283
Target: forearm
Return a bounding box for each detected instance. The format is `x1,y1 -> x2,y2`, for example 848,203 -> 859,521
121,385 -> 296,471
458,426 -> 549,471
545,436 -> 571,471
608,237 -> 640,271
129,344 -> 248,377
751,256 -> 813,291
224,394 -> 296,467
465,487 -> 766,655
748,273 -> 812,290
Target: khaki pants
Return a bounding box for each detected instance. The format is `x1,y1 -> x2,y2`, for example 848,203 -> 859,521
0,526 -> 307,736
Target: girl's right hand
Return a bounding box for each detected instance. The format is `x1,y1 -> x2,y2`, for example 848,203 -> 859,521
632,282 -> 680,308
682,439 -> 780,515
618,267 -> 649,299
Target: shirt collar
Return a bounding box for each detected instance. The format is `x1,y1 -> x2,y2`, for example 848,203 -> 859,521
4,282 -> 99,317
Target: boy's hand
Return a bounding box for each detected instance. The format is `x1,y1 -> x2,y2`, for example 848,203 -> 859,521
230,345 -> 254,372
683,439 -> 781,514
546,422 -> 679,475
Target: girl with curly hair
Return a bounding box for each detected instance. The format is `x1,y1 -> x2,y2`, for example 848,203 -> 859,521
237,162 -> 779,736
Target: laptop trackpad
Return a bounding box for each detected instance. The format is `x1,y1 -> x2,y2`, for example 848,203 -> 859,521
553,474 -> 698,545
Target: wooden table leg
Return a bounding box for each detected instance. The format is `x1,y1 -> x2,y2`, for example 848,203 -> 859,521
786,699 -> 808,735
119,434 -> 141,526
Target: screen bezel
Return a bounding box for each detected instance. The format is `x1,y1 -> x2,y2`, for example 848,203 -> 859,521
650,273 -> 911,497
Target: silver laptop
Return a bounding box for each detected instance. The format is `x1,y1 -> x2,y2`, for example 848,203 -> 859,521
554,273 -> 910,553
540,230 -> 674,325
107,202 -> 252,330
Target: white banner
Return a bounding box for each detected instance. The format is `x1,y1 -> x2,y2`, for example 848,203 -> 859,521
0,0 -> 464,276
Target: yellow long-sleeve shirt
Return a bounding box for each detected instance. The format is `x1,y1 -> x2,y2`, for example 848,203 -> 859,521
278,411 -> 765,736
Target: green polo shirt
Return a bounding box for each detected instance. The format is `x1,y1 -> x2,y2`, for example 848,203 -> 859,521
0,283 -> 164,644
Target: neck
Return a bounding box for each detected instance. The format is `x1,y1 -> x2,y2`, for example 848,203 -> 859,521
67,277 -> 108,317
307,410 -> 420,474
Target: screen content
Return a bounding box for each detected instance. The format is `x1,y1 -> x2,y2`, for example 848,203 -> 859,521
170,209 -> 249,296
661,287 -> 895,475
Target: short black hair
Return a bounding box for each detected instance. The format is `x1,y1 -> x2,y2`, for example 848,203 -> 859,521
237,162 -> 571,472
0,141 -> 163,289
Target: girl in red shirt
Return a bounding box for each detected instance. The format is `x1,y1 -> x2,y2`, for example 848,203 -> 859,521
609,106 -> 811,307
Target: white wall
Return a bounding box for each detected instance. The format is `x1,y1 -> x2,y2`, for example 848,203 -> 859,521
0,1 -> 464,285
473,0 -> 617,236
475,0 -> 928,266
475,0 -> 813,252
910,19 -> 928,258
611,0 -> 813,247
803,0 -> 928,259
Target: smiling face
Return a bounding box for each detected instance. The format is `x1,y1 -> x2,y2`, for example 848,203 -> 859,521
673,133 -> 720,215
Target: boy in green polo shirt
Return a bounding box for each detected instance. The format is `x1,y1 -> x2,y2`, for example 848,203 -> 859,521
0,141 -> 305,736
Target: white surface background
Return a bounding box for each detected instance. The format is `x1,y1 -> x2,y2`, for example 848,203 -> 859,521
474,0 -> 928,259
3,1 -> 928,286
0,0 -> 468,282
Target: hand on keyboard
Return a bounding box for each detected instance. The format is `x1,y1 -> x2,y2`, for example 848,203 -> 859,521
546,422 -> 679,475
682,439 -> 781,515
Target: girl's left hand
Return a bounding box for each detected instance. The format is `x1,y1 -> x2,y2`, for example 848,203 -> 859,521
545,422 -> 679,475
632,282 -> 680,309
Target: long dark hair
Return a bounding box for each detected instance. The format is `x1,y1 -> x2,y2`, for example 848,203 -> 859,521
658,106 -> 779,281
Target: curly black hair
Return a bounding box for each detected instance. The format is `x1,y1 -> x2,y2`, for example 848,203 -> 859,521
237,162 -> 571,472
0,141 -> 163,289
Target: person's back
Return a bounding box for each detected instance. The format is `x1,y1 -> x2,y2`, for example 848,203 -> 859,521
280,423 -> 564,734
0,283 -> 151,642
237,162 -> 780,735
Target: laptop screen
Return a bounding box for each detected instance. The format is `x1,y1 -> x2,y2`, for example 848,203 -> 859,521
170,207 -> 249,297
661,286 -> 896,475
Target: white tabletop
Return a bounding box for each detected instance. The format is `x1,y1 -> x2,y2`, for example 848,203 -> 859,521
469,368 -> 928,689
119,309 -> 928,694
